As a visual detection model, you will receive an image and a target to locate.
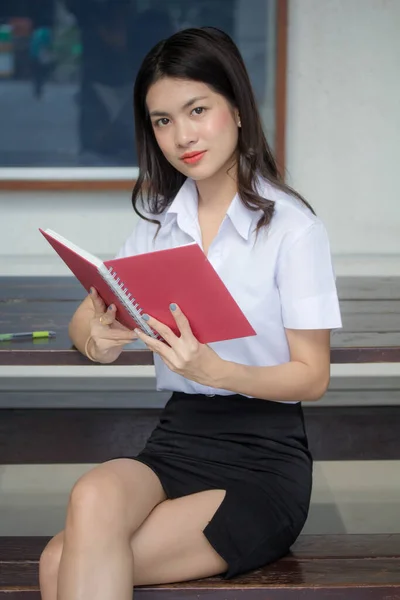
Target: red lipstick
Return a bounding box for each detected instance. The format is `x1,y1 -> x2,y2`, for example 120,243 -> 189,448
180,151 -> 207,165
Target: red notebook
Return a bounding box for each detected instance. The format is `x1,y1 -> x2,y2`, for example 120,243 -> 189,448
39,228 -> 256,344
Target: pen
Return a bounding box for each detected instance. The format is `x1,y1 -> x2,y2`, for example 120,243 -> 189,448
0,331 -> 57,341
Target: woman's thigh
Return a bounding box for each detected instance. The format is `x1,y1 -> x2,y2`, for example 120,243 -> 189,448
131,489 -> 228,585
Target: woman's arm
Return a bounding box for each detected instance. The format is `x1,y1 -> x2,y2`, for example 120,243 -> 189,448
68,295 -> 95,354
215,329 -> 331,402
134,307 -> 331,403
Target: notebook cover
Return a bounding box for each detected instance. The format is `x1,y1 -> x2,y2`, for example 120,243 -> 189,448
40,229 -> 256,344
39,228 -> 140,332
104,244 -> 256,344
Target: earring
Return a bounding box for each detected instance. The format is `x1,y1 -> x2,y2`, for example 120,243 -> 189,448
238,118 -> 241,128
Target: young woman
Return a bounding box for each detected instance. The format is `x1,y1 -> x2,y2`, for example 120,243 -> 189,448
39,26 -> 342,599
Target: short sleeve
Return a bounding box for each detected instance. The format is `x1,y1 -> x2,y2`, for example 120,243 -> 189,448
276,222 -> 342,330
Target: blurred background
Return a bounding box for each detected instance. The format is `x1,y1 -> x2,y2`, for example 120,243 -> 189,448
0,0 -> 399,539
0,0 -> 273,167
0,0 -> 398,277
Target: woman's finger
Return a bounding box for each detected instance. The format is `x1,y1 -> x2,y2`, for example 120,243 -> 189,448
141,314 -> 178,346
94,333 -> 137,350
99,328 -> 137,342
169,303 -> 194,338
89,287 -> 106,317
95,303 -> 117,328
135,328 -> 174,360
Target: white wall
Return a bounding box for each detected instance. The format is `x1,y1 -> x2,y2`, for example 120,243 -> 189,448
1,0 -> 399,276
0,190 -> 135,275
285,0 -> 400,270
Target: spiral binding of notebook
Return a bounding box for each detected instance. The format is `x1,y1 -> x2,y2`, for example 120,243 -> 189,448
99,264 -> 160,339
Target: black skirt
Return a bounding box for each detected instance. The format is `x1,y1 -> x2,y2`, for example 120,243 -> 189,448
131,392 -> 313,579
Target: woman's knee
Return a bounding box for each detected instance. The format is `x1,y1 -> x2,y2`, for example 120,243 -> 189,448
39,532 -> 64,581
67,467 -> 129,528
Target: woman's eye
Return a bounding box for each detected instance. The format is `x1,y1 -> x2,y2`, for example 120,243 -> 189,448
156,118 -> 170,127
192,107 -> 205,116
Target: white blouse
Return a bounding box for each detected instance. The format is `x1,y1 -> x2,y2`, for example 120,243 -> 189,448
116,177 -> 342,397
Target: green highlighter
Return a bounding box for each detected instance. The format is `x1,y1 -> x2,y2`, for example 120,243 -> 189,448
0,331 -> 56,341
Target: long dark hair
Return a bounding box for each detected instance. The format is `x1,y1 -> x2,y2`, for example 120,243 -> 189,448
132,26 -> 314,232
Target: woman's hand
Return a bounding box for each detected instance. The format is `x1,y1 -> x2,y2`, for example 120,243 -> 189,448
86,287 -> 138,363
134,303 -> 224,387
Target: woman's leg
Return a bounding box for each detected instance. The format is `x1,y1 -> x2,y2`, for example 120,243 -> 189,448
39,531 -> 63,600
39,458 -> 165,600
131,488 -> 229,584
40,487 -> 229,598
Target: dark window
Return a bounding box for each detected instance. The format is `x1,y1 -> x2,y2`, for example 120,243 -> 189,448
0,0 -> 275,168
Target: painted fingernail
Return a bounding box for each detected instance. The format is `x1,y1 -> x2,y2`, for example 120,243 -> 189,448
108,305 -> 113,311
170,303 -> 177,311
142,314 -> 150,321
89,287 -> 93,294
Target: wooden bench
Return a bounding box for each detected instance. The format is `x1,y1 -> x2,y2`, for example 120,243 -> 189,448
1,534 -> 400,598
1,275 -> 400,367
1,275 -> 400,598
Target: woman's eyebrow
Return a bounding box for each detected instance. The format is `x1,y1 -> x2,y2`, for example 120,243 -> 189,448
149,95 -> 209,118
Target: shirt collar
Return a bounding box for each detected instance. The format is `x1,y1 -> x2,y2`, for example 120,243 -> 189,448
226,192 -> 259,240
164,178 -> 198,222
163,177 -> 260,240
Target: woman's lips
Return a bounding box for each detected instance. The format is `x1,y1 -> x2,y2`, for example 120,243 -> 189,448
181,151 -> 207,165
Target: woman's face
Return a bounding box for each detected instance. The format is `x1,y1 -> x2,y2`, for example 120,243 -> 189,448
146,77 -> 240,181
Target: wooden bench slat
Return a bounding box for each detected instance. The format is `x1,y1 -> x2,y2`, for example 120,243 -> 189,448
331,331 -> 400,347
0,327 -> 397,353
1,535 -> 399,598
1,344 -> 400,365
2,275 -> 400,301
1,535 -> 399,562
3,300 -> 400,334
0,537 -> 50,561
3,299 -> 400,332
1,560 -> 400,593
1,275 -> 400,364
340,313 -> 400,333
340,300 -> 400,314
0,277 -> 84,302
0,591 -> 38,599
289,533 -> 400,559
336,276 -> 400,300
1,302 -> 80,317
2,557 -> 400,585
0,588 -> 398,599
330,346 -> 400,362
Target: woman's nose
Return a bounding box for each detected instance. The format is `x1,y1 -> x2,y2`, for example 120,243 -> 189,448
174,120 -> 198,148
